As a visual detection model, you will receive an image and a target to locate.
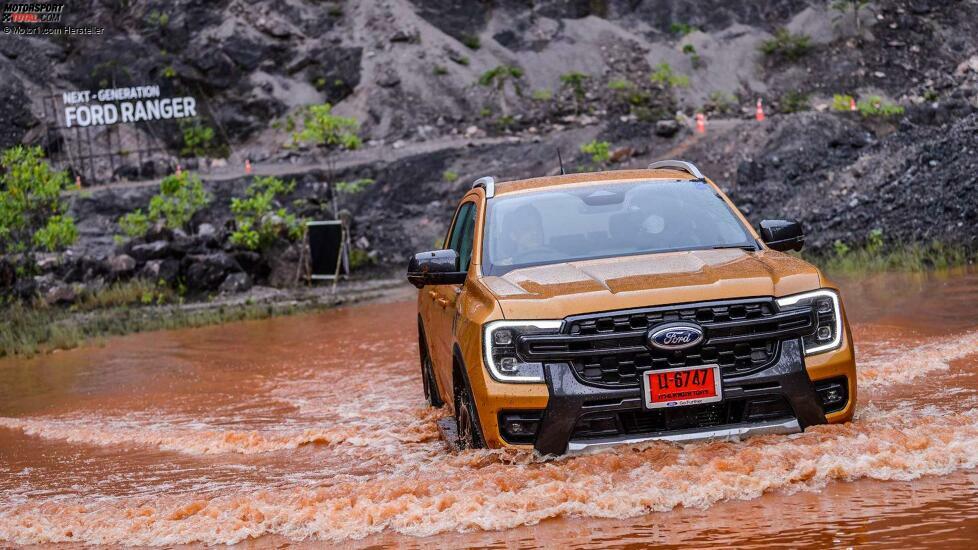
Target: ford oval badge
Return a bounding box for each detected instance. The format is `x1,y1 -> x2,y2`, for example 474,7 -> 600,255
648,322 -> 704,351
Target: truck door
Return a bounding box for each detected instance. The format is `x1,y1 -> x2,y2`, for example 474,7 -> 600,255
429,201 -> 477,398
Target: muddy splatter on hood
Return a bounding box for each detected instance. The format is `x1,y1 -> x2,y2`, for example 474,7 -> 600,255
481,249 -> 822,319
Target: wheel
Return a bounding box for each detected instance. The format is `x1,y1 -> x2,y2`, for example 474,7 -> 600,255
418,327 -> 444,408
454,371 -> 486,449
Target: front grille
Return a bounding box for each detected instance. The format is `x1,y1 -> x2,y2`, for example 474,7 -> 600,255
572,396 -> 793,440
518,298 -> 816,387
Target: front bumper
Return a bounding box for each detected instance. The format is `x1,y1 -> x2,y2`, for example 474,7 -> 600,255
531,339 -> 827,455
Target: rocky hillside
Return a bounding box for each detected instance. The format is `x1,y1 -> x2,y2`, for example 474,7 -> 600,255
3,0 -> 978,287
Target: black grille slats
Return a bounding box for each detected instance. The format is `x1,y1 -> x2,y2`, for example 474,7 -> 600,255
520,298 -> 816,387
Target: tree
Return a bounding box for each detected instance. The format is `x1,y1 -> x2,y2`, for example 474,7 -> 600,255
294,103 -> 362,153
229,176 -> 303,251
478,65 -> 524,116
118,171 -> 211,238
0,146 -> 78,264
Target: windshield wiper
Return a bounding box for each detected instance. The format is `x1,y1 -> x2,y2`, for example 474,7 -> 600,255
711,244 -> 758,251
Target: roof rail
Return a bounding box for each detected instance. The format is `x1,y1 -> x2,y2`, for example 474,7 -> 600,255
472,176 -> 496,198
648,160 -> 705,179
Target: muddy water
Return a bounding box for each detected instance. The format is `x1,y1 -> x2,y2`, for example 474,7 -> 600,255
2,270 -> 978,548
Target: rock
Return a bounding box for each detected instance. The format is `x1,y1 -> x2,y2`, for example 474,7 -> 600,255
183,252 -> 241,292
609,147 -> 634,163
219,272 -> 253,294
377,70 -> 401,88
232,250 -> 265,276
145,221 -> 172,242
35,253 -> 61,272
44,284 -> 77,306
654,119 -> 680,137
129,240 -> 171,262
266,240 -> 302,287
464,125 -> 479,137
105,254 -> 136,278
32,273 -> 56,295
140,259 -> 180,285
197,223 -> 217,241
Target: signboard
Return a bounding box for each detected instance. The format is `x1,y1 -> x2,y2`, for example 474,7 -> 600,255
307,221 -> 349,281
61,85 -> 197,128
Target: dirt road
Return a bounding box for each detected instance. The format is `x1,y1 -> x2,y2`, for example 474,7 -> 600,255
2,269 -> 978,547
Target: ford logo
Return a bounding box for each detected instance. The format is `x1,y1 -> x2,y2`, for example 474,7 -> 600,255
647,322 -> 704,351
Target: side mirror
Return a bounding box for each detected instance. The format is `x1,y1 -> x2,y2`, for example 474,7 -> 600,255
759,219 -> 805,252
406,249 -> 468,288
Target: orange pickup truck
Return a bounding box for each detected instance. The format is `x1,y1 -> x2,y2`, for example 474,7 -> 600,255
408,160 -> 855,455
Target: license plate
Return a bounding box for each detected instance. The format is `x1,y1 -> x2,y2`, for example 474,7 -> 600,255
642,365 -> 722,409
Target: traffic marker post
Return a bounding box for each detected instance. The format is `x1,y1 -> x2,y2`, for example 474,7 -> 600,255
756,98 -> 765,122
245,159 -> 253,175
695,113 -> 706,133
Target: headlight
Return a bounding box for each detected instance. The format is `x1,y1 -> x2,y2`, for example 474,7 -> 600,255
483,320 -> 562,383
776,289 -> 843,355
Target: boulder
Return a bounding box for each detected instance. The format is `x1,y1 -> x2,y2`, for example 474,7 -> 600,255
654,119 -> 680,137
139,259 -> 180,285
44,284 -> 78,306
265,240 -> 302,287
183,252 -> 241,292
105,254 -> 136,278
219,272 -> 253,294
129,240 -> 171,262
197,223 -> 218,244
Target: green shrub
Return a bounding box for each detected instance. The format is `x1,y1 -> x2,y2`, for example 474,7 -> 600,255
531,89 -> 553,101
780,90 -> 811,113
814,230 -> 967,273
856,96 -> 904,118
560,71 -> 589,112
117,172 -> 210,238
0,146 -> 77,262
294,103 -> 362,151
650,63 -> 689,88
705,91 -> 737,114
118,209 -> 150,239
461,34 -> 481,50
229,176 -> 302,251
670,22 -> 696,36
180,120 -> 220,157
608,79 -> 635,91
334,178 -> 375,195
433,65 -> 448,76
580,140 -> 611,165
759,28 -> 811,61
478,65 -> 523,86
442,170 -> 459,182
832,94 -> 855,111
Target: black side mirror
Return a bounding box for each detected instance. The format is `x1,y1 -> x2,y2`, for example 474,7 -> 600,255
406,249 -> 468,288
759,219 -> 805,252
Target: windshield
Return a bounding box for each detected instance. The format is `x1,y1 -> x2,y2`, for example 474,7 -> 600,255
483,179 -> 756,275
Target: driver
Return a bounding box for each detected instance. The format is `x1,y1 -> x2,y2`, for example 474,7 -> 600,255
498,203 -> 546,264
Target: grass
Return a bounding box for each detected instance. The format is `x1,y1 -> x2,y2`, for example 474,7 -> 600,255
759,28 -> 812,61
805,239 -> 970,274
0,279 -> 372,358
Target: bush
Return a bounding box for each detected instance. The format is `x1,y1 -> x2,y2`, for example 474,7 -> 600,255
580,140 -> 611,165
0,146 -> 77,262
560,71 -> 589,112
442,170 -> 459,183
531,89 -> 553,101
831,94 -> 855,111
856,96 -> 904,118
229,176 -> 302,251
780,90 -> 811,113
815,229 -> 966,273
649,63 -> 689,88
294,103 -> 362,151
117,172 -> 210,238
669,22 -> 696,36
461,34 -> 481,50
760,28 -> 811,61
180,121 -> 214,157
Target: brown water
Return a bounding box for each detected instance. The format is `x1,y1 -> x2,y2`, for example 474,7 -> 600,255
2,270 -> 978,548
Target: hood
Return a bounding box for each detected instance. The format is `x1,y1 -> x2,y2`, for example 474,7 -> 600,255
480,249 -> 822,319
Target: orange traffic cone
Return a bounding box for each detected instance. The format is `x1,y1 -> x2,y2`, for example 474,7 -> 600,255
244,159 -> 252,175
695,113 -> 706,133
755,98 -> 765,122
849,97 -> 857,112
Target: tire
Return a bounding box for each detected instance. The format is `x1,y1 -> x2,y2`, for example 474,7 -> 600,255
454,368 -> 486,450
418,327 -> 444,408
